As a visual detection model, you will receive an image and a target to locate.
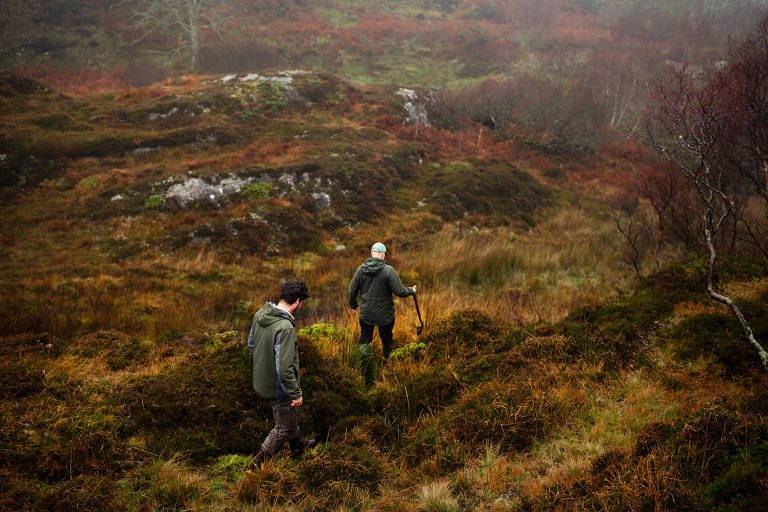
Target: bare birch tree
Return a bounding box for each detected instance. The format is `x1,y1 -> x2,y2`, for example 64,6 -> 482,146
127,0 -> 233,72
650,59 -> 768,371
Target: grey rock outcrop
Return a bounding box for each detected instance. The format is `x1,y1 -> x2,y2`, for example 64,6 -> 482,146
164,174 -> 265,207
395,88 -> 435,127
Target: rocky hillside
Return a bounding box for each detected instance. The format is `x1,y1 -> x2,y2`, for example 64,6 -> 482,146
0,69 -> 560,339
1,69 -> 767,512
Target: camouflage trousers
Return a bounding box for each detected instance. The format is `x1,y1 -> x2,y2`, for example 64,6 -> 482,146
260,397 -> 301,456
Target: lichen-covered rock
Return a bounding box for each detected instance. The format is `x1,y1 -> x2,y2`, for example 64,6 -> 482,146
226,71 -> 312,110
164,174 -> 266,207
310,192 -> 331,211
395,88 -> 436,127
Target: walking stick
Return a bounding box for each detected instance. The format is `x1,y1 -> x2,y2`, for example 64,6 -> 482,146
413,293 -> 424,336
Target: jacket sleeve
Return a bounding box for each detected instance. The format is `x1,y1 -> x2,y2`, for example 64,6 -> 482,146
387,267 -> 415,298
348,268 -> 361,309
278,326 -> 302,400
247,315 -> 256,354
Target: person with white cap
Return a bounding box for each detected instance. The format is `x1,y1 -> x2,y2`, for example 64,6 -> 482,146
348,242 -> 416,383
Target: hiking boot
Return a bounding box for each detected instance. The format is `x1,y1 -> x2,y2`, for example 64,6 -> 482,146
289,437 -> 317,458
360,343 -> 376,387
245,451 -> 267,474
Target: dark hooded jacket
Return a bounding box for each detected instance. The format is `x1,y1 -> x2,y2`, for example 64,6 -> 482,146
247,302 -> 301,400
348,257 -> 414,326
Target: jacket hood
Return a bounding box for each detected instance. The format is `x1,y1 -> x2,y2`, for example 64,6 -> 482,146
361,257 -> 388,276
254,302 -> 295,328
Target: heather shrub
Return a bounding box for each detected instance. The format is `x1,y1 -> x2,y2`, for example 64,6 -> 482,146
119,338 -> 266,460
424,310 -> 500,358
404,376 -> 581,474
297,336 -> 371,437
557,263 -> 708,369
0,360 -> 45,399
521,404 -> 768,512
374,363 -> 463,423
295,443 -> 391,494
425,161 -> 551,226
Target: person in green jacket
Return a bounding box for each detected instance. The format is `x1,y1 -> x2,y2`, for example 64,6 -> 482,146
246,280 -> 315,473
348,242 -> 416,381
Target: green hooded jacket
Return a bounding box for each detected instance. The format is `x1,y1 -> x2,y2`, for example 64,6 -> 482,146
247,302 -> 301,400
348,257 -> 414,326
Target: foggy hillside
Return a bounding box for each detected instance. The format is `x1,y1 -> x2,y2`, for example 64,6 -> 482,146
6,1 -> 768,86
2,1 -> 768,511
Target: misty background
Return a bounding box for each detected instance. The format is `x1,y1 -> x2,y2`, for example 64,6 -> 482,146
4,0 -> 768,155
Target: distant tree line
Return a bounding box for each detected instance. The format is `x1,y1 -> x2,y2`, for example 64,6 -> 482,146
425,36 -> 664,153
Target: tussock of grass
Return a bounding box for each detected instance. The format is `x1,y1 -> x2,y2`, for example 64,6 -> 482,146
415,479 -> 459,512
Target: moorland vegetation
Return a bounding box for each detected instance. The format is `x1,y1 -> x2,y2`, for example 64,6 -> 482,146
1,2 -> 768,511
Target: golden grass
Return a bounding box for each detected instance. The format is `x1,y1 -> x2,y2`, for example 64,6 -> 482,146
414,479 -> 459,512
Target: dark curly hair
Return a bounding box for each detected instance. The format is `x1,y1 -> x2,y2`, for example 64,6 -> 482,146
280,280 -> 309,304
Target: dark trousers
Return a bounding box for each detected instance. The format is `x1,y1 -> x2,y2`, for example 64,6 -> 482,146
358,320 -> 395,360
260,397 -> 301,456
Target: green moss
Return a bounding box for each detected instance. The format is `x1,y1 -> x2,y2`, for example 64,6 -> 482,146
143,194 -> 166,210
209,454 -> 251,484
389,341 -> 426,360
206,330 -> 239,353
298,323 -> 340,341
241,181 -> 272,200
